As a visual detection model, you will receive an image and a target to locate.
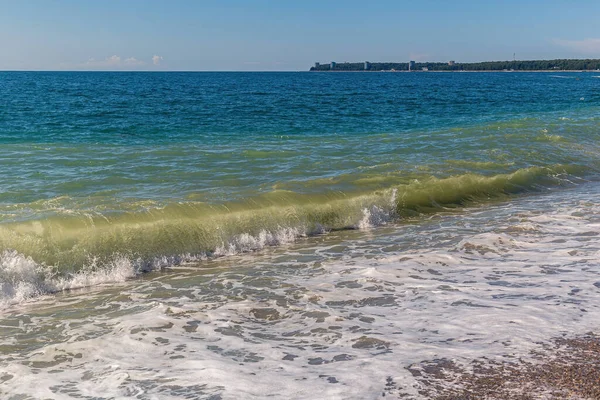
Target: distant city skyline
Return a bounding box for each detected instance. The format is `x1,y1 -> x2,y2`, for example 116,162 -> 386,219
1,0 -> 600,71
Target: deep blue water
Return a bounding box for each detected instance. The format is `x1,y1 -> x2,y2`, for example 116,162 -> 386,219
1,71 -> 597,144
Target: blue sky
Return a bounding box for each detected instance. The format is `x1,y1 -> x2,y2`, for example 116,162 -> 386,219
1,0 -> 599,71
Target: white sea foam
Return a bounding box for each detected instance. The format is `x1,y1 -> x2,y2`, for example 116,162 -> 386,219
0,250 -> 50,303
0,251 -> 139,306
356,188 -> 397,229
214,226 -> 306,256
356,204 -> 388,229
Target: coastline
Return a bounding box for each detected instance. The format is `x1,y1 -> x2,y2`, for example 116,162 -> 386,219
310,58 -> 600,73
309,69 -> 599,73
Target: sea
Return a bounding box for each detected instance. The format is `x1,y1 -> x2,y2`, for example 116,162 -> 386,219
1,71 -> 600,399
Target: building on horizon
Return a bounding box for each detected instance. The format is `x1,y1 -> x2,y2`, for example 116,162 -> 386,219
364,61 -> 371,71
330,61 -> 336,70
408,60 -> 415,71
315,62 -> 320,69
448,60 -> 455,66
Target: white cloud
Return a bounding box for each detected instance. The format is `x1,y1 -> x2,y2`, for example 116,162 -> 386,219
124,57 -> 146,66
82,55 -> 122,68
152,55 -> 163,65
73,55 -> 155,70
554,38 -> 600,55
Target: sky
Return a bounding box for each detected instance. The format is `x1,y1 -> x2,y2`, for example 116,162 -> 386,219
1,0 -> 600,71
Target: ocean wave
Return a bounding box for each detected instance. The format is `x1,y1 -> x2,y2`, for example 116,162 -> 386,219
0,164 -> 585,305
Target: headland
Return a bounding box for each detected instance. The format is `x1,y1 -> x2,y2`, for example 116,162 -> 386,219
311,59 -> 600,72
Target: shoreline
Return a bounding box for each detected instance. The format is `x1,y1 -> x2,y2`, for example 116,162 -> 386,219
309,69 -> 599,73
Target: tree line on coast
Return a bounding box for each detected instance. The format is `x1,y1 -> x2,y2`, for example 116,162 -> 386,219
310,59 -> 600,71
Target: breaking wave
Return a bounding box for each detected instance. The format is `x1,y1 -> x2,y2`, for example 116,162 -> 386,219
0,164 -> 585,305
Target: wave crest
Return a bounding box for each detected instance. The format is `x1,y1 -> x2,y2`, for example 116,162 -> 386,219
0,165 -> 584,305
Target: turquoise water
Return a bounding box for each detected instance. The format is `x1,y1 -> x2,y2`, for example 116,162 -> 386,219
2,71 -> 600,399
